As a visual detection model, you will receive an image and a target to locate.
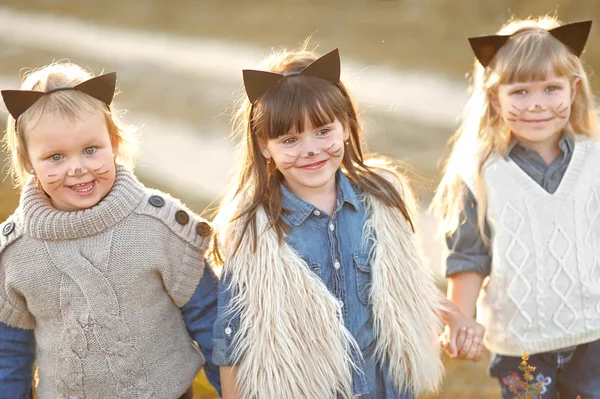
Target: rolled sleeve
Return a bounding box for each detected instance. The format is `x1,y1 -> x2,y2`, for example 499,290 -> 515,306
181,260 -> 221,395
212,271 -> 240,367
445,182 -> 492,277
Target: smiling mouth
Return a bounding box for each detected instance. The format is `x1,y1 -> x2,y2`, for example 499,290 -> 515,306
522,117 -> 554,123
299,160 -> 327,170
67,180 -> 96,194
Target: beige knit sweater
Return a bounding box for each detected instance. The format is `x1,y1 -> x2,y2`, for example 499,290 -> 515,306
0,166 -> 212,399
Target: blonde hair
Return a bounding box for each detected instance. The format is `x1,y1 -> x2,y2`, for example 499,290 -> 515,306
2,62 -> 138,188
213,45 -> 414,261
431,16 -> 598,240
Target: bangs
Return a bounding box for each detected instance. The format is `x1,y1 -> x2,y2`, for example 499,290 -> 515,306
493,30 -> 579,84
21,90 -> 107,131
254,75 -> 348,140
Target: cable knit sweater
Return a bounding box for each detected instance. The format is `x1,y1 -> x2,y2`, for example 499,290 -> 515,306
0,166 -> 212,398
463,138 -> 600,356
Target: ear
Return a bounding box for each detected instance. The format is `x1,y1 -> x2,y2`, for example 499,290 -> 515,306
570,77 -> 581,104
489,92 -> 501,115
257,140 -> 271,159
25,162 -> 33,174
343,126 -> 350,141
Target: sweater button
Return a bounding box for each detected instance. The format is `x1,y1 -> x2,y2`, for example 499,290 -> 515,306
2,222 -> 14,236
148,195 -> 165,208
175,210 -> 190,225
196,222 -> 212,237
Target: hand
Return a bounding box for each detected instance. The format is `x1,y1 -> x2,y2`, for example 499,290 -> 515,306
439,308 -> 485,362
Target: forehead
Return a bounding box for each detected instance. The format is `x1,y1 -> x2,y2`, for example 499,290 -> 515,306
26,110 -> 109,150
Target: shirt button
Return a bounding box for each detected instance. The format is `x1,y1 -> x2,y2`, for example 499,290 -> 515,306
225,327 -> 232,335
313,210 -> 321,216
329,223 -> 335,231
148,195 -> 165,208
334,261 -> 341,269
338,300 -> 344,308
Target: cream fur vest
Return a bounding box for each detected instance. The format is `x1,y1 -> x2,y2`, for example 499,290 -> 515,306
215,169 -> 444,398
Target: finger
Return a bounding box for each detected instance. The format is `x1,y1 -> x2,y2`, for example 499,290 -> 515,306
465,335 -> 479,360
458,328 -> 474,358
472,342 -> 484,363
455,327 -> 467,352
446,327 -> 459,358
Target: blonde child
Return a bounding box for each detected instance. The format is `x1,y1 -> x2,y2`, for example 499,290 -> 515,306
0,63 -> 220,398
433,17 -> 600,398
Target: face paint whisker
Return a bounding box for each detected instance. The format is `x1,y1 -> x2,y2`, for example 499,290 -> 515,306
506,118 -> 517,122
507,111 -> 518,117
93,165 -> 106,172
280,153 -> 300,169
511,105 -> 523,112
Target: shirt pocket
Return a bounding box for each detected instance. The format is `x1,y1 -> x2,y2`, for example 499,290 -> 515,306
300,255 -> 322,278
353,252 -> 372,306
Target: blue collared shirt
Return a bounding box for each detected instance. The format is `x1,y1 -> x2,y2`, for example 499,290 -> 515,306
0,261 -> 221,398
213,170 -> 413,398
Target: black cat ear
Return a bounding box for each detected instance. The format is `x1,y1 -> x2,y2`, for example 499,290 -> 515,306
242,70 -> 284,103
300,48 -> 341,84
73,72 -> 117,106
1,90 -> 46,120
468,35 -> 510,67
549,20 -> 592,57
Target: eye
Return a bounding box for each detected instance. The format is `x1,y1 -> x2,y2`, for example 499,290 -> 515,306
84,147 -> 97,155
545,85 -> 561,92
50,154 -> 63,162
281,137 -> 297,145
511,89 -> 527,96
316,128 -> 332,136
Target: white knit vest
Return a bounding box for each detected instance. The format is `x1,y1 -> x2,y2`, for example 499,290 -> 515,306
464,138 -> 600,356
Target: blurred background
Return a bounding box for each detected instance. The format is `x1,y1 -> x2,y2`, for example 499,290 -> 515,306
0,1 -> 598,397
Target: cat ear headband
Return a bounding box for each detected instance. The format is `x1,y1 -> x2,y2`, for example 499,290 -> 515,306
468,20 -> 592,68
1,72 -> 117,122
242,48 -> 341,103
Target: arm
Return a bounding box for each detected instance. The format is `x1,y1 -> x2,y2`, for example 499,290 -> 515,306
445,181 -> 491,315
181,260 -> 221,396
0,322 -> 35,399
441,182 -> 490,361
220,366 -> 240,399
211,268 -> 242,398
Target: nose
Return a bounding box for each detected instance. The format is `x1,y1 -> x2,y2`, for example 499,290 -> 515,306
68,158 -> 87,176
299,137 -> 321,158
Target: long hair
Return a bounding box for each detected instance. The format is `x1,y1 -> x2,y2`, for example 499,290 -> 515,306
2,62 -> 138,188
431,16 -> 598,240
213,45 -> 415,262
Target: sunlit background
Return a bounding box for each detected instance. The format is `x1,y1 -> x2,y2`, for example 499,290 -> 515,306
1,1 -> 598,397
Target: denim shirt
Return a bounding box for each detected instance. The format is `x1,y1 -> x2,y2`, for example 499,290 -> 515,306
445,132 -> 574,277
0,261 -> 221,398
213,170 -> 413,399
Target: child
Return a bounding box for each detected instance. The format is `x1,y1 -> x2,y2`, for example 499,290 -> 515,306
432,17 -> 600,398
210,46 -> 476,399
0,63 -> 220,398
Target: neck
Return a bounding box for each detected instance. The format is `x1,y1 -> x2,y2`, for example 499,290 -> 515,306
515,132 -> 563,165
286,178 -> 337,216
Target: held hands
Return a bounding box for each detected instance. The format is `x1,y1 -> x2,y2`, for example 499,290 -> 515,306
440,308 -> 485,362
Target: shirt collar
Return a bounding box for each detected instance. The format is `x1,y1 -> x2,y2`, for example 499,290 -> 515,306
281,169 -> 361,226
506,131 -> 573,159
